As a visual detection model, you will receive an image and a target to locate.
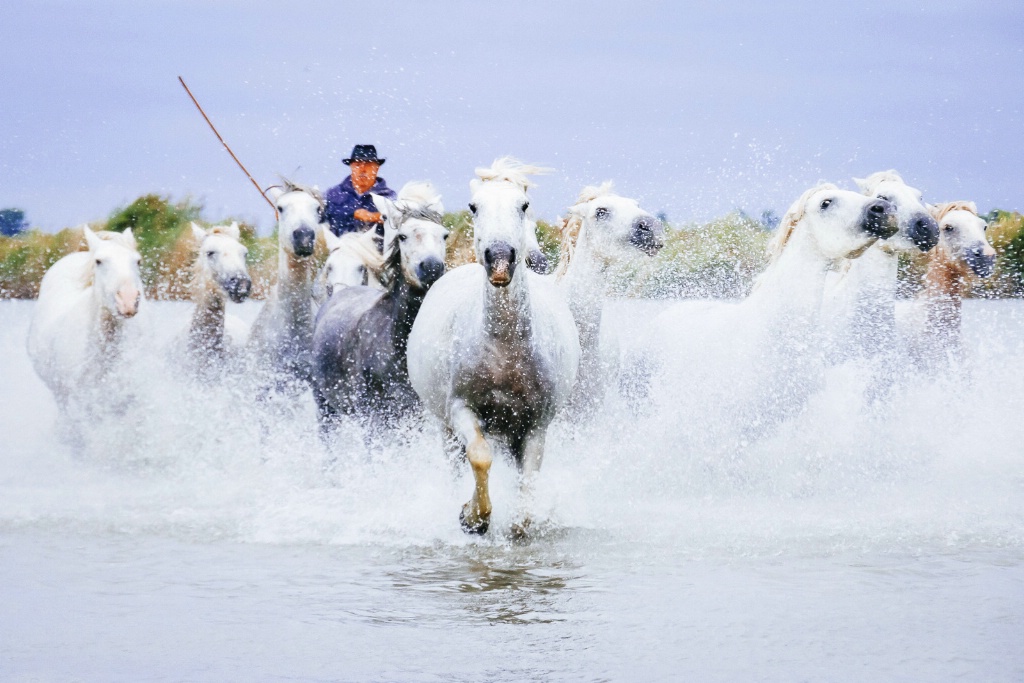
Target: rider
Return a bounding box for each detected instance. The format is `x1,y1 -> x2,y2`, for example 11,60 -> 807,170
323,144 -> 397,237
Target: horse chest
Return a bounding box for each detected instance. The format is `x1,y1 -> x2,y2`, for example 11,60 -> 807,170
455,340 -> 555,436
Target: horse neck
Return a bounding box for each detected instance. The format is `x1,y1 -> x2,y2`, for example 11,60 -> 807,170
482,267 -> 533,342
90,287 -> 126,364
560,229 -> 606,344
751,226 -> 833,319
277,250 -> 315,322
840,244 -> 899,328
385,271 -> 427,351
921,250 -> 967,338
189,277 -> 226,350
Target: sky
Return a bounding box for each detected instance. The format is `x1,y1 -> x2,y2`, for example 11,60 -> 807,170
1,0 -> 1022,232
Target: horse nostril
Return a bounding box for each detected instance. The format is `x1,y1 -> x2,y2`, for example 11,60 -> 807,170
484,248 -> 493,265
508,248 -> 517,264
870,202 -> 887,214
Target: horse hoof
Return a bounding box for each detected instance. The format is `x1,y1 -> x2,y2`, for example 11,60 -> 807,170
459,506 -> 489,535
510,519 -> 531,544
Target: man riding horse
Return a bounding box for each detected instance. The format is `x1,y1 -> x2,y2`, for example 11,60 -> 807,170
323,144 -> 397,238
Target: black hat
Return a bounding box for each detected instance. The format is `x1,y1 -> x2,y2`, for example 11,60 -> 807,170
343,144 -> 385,166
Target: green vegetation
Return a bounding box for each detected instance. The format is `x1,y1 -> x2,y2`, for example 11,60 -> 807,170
3,195 -> 1024,300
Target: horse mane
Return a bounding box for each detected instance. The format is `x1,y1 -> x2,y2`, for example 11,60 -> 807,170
397,181 -> 444,214
553,181 -> 616,279
930,200 -> 978,222
472,157 -> 553,191
207,222 -> 241,240
853,170 -> 904,195
274,177 -> 324,206
766,183 -> 838,264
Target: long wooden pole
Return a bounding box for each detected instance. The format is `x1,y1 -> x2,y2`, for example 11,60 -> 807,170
178,76 -> 278,218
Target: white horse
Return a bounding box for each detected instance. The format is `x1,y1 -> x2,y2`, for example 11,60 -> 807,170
407,158 -> 580,536
247,180 -> 324,388
903,201 -> 996,367
318,229 -> 384,301
554,181 -> 664,415
179,222 -> 252,368
822,170 -> 939,362
649,184 -> 896,445
28,226 -> 144,412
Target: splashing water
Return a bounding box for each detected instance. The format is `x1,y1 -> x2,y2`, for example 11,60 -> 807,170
1,298 -> 1022,680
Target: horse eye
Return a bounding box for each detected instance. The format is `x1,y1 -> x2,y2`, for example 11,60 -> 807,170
398,233 -> 408,241
820,199 -> 833,210
206,251 -> 215,258
944,224 -> 955,232
277,205 -> 284,214
95,258 -> 103,266
595,207 -> 609,220
375,224 -> 384,236
317,207 -> 326,222
521,202 -> 529,213
443,233 -> 449,241
468,203 -> 477,214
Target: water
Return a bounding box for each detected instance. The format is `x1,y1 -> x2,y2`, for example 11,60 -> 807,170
1,299 -> 1022,681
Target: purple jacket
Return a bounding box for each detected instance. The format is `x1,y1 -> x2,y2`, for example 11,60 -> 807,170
323,176 -> 397,236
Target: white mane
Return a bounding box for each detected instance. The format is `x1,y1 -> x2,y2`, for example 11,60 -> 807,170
555,181 -> 617,278
397,181 -> 444,214
766,182 -> 838,264
853,170 -> 904,196
471,157 -> 553,192
930,200 -> 978,222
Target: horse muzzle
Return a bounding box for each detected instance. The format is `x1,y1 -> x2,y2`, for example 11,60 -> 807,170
630,215 -> 666,257
292,226 -> 316,257
861,199 -> 898,240
224,275 -> 252,303
115,289 -> 141,318
906,212 -> 939,252
526,248 -> 550,275
416,257 -> 446,289
965,244 -> 996,278
484,241 -> 517,287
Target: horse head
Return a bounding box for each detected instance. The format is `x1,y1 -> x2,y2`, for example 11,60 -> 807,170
373,183 -> 448,291
468,157 -> 552,287
83,226 -> 143,318
854,170 -> 939,253
190,222 -> 251,304
931,202 -> 996,278
321,229 -> 383,297
267,180 -> 324,259
769,184 -> 897,263
556,181 -> 665,277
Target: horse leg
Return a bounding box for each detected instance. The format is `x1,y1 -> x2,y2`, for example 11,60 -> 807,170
450,401 -> 492,535
510,428 -> 546,541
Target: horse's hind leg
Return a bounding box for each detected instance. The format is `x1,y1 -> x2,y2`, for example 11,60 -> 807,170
510,428 -> 546,541
450,400 -> 491,535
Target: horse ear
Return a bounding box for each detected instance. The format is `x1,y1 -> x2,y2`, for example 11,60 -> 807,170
853,176 -> 870,193
323,228 -> 341,252
371,193 -> 395,219
266,187 -> 284,202
122,228 -> 137,250
191,222 -> 207,242
83,225 -> 102,252
225,221 -> 241,240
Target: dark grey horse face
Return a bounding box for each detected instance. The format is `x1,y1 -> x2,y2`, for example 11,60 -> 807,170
483,241 -> 517,287
860,199 -> 898,240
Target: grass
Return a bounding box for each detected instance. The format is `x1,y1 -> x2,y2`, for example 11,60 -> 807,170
3,194 -> 1024,300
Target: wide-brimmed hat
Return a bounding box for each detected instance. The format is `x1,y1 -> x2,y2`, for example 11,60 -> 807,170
343,144 -> 385,166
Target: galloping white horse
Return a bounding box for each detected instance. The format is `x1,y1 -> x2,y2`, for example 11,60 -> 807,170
650,184 -> 896,443
822,170 -> 939,361
903,201 -> 996,367
180,222 -> 252,367
554,182 -> 664,415
247,180 -> 324,388
407,158 -> 580,536
28,226 -> 144,411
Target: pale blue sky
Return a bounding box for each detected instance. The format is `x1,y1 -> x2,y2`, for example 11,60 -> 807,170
1,0 -> 1021,231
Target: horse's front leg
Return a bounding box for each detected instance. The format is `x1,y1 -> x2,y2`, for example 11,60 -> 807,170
450,400 -> 492,535
511,428 -> 546,541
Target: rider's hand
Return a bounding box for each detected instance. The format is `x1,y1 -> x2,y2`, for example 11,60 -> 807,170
354,209 -> 383,223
